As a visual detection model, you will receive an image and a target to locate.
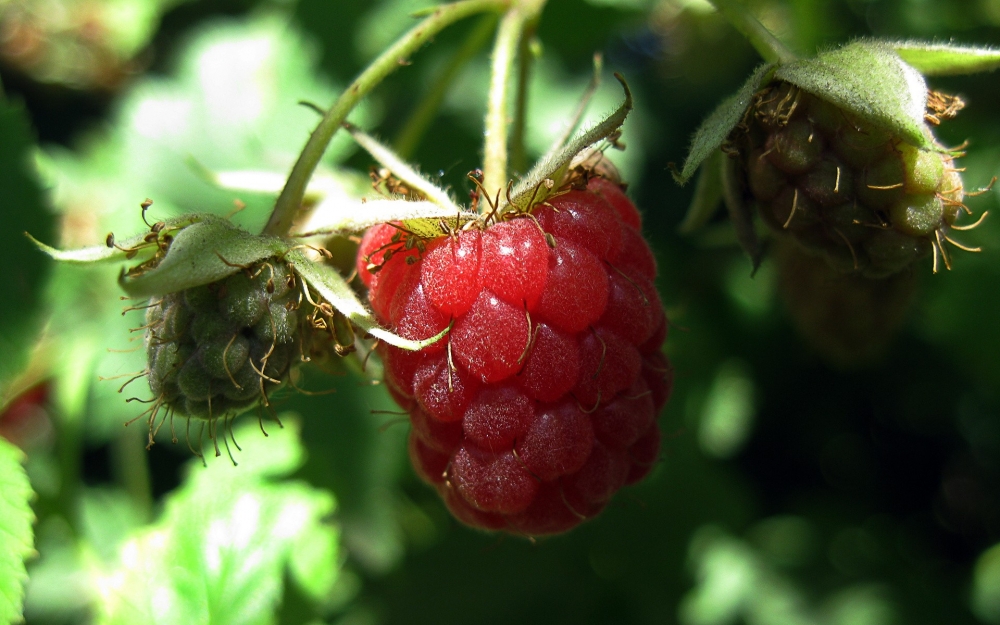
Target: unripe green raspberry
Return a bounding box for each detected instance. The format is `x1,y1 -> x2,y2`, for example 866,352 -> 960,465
736,81 -> 965,278
144,259 -> 301,421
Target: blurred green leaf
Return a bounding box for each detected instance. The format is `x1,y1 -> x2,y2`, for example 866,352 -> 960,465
680,525 -> 898,625
698,359 -> 756,458
93,417 -> 340,625
0,436 -> 35,624
974,543 -> 1000,624
894,42 -> 1000,76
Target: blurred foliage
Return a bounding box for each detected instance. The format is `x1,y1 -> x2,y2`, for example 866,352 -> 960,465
0,94 -> 50,397
92,418 -> 341,625
1,0 -> 1000,624
0,0 -> 194,90
0,436 -> 34,624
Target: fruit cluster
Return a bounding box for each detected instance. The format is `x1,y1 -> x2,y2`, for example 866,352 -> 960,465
737,81 -> 965,277
145,260 -> 300,420
358,175 -> 672,535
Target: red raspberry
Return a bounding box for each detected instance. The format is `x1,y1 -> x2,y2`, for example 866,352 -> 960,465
359,176 -> 673,535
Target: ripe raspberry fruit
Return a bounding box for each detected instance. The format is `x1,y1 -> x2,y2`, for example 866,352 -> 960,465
735,81 -> 966,277
145,259 -> 301,421
359,175 -> 673,536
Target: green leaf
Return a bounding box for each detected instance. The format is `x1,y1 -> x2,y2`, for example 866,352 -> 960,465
119,216 -> 289,298
775,41 -> 931,148
94,418 -> 340,625
893,41 -> 1000,76
674,63 -> 773,185
678,149 -> 725,234
0,437 -> 35,624
285,249 -> 449,350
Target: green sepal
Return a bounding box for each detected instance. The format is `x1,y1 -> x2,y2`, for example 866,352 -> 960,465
678,149 -> 725,234
119,216 -> 289,298
505,74 -> 633,212
774,41 -> 930,149
26,215 -> 201,265
893,41 -> 1000,76
674,63 -> 774,185
344,124 -> 464,214
285,249 -> 448,351
293,199 -> 478,239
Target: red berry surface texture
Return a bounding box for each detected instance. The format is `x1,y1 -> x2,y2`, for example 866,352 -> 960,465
358,176 -> 672,535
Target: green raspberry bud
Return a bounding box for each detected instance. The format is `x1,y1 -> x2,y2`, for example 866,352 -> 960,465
144,258 -> 303,423
734,81 -> 966,277
675,41 -> 989,278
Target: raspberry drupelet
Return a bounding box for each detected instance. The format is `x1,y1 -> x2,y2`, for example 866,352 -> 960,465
357,174 -> 673,536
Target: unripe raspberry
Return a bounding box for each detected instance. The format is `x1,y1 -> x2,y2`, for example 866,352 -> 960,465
359,175 -> 673,536
737,81 -> 965,277
145,259 -> 301,420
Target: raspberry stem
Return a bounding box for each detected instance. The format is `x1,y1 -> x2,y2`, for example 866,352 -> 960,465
708,0 -> 797,64
482,0 -> 547,204
262,0 -> 508,238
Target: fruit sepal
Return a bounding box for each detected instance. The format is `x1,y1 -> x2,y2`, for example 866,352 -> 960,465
119,216 -> 290,298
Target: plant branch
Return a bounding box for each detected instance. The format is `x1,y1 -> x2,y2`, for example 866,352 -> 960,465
709,0 -> 796,64
481,0 -> 546,203
263,0 -> 508,237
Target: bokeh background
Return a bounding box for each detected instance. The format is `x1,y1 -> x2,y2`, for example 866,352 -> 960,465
3,0 -> 1000,623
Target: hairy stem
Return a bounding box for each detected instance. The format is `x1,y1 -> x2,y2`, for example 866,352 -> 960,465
709,0 -> 796,64
481,0 -> 546,203
263,0 -> 508,237
394,15 -> 497,160
509,33 -> 538,176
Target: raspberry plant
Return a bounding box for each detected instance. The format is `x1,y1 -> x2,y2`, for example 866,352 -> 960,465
5,0 -> 1000,624
30,0 -> 670,535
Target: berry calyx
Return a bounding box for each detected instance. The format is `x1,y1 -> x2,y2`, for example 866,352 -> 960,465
359,173 -> 673,536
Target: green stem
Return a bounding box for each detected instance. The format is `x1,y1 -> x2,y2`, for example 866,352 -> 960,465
394,15 -> 497,160
54,416 -> 82,536
709,0 -> 796,64
481,0 -> 546,203
263,0 -> 508,238
508,32 -> 537,176
112,427 -> 153,521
